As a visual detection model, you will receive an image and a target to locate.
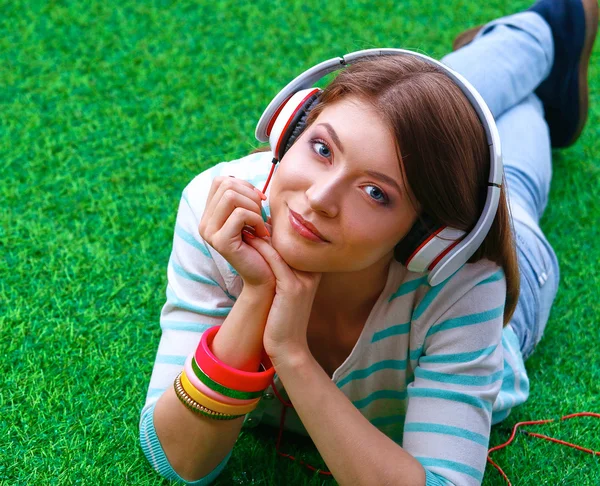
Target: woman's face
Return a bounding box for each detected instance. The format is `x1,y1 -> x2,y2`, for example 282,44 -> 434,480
268,96 -> 419,273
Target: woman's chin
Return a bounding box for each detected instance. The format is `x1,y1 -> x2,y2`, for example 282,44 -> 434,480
272,235 -> 327,272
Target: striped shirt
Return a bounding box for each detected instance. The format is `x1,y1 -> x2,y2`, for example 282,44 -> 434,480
139,151 -> 529,485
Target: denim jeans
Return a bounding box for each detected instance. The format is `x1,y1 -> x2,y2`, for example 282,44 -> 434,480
441,12 -> 560,360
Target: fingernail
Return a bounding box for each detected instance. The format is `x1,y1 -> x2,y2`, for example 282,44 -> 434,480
242,229 -> 255,239
254,187 -> 267,200
264,227 -> 270,237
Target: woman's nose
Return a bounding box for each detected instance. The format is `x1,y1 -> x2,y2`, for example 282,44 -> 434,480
305,177 -> 341,217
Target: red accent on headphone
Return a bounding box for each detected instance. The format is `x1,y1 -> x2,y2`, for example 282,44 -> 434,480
428,239 -> 461,271
273,88 -> 320,158
266,94 -> 294,137
405,226 -> 445,267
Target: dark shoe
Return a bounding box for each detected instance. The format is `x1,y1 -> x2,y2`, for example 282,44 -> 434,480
452,0 -> 599,148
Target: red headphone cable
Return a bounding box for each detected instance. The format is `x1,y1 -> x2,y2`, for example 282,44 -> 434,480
269,376 -> 599,484
487,412 -> 600,485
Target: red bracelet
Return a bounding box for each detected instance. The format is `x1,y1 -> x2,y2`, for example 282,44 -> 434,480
195,325 -> 275,392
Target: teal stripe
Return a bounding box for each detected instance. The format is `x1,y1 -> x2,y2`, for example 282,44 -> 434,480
260,204 -> 268,223
420,345 -> 497,364
408,387 -> 492,412
405,422 -> 488,446
491,407 -> 512,424
411,277 -> 451,321
161,320 -> 213,332
370,415 -> 405,427
476,269 -> 504,286
156,354 -> 186,366
502,330 -> 530,400
427,305 -> 504,336
371,322 -> 410,343
170,258 -> 220,286
409,346 -> 423,361
415,368 -> 504,386
337,359 -> 407,388
424,470 -> 449,486
170,256 -> 237,301
352,389 -> 407,409
167,288 -> 231,316
227,262 -> 239,276
389,276 -> 428,301
500,358 -> 516,395
416,457 -> 483,481
498,355 -> 528,410
175,224 -> 211,258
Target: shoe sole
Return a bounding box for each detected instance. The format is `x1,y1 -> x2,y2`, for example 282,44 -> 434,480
451,0 -> 599,148
570,0 -> 598,146
452,25 -> 483,52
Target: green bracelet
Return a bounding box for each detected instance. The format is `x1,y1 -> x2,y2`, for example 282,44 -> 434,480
173,373 -> 244,421
191,355 -> 266,400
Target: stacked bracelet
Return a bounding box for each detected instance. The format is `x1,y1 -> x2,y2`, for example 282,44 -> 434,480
172,325 -> 276,422
195,325 -> 275,392
173,372 -> 244,421
190,355 -> 264,400
184,354 -> 260,405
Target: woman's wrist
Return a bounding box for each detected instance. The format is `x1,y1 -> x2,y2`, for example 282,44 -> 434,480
240,282 -> 275,302
209,285 -> 273,372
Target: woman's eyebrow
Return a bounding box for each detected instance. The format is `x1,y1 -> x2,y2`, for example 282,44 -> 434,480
317,123 -> 345,154
364,170 -> 402,194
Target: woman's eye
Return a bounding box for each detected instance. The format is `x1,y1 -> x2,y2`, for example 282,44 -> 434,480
309,138 -> 389,206
364,185 -> 389,205
311,140 -> 331,158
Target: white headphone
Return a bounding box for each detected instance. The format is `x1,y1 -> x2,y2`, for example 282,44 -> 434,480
255,48 -> 503,286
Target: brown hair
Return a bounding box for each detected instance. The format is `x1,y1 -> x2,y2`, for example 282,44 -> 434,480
253,55 -> 519,324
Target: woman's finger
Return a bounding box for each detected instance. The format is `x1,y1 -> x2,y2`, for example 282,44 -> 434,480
243,237 -> 296,283
204,177 -> 266,231
207,190 -> 269,238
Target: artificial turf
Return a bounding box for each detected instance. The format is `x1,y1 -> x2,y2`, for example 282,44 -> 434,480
1,0 -> 599,484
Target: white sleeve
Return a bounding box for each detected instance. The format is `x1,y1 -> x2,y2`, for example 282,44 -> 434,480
403,268 -> 506,486
139,171 -> 242,484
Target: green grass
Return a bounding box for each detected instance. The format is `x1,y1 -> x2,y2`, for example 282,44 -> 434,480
1,0 -> 599,484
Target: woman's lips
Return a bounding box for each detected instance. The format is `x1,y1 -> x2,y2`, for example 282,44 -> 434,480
288,209 -> 328,243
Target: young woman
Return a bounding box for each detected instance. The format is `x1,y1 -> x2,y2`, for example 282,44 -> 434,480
139,0 -> 597,484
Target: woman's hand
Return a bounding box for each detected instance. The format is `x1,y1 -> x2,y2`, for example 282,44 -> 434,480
198,176 -> 275,292
241,234 -> 322,365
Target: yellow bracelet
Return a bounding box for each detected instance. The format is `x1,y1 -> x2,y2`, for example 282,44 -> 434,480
180,370 -> 261,415
174,373 -> 244,420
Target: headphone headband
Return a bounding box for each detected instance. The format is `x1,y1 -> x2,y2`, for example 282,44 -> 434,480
255,48 -> 503,286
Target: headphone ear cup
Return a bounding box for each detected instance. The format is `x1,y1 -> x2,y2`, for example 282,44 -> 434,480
396,214 -> 466,274
267,88 -> 322,161
395,214 -> 442,267
281,94 -> 321,158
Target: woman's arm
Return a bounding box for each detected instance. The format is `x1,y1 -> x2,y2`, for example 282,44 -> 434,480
153,285 -> 273,482
275,351 -> 427,486
242,234 -> 427,485
271,268 -> 505,486
139,166 -> 273,484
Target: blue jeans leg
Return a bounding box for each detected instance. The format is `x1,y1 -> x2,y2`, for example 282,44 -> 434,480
441,11 -> 554,119
440,12 -> 560,360
497,95 -> 560,360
